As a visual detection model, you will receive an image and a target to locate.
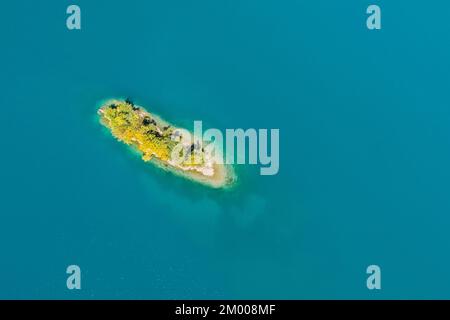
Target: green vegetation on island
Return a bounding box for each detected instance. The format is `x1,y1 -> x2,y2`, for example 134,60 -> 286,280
98,99 -> 235,188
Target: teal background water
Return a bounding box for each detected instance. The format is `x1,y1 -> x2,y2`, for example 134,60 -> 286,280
1,1 -> 450,299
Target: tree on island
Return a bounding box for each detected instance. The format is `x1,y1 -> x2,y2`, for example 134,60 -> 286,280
125,97 -> 134,105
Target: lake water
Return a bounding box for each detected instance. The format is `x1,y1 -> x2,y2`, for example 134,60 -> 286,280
1,1 -> 450,298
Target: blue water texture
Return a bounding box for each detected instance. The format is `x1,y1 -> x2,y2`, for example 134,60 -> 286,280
1,1 -> 450,299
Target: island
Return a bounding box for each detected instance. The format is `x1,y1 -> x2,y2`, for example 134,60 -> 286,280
98,99 -> 235,188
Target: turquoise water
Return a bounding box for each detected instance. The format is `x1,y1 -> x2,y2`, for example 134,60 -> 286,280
1,1 -> 450,299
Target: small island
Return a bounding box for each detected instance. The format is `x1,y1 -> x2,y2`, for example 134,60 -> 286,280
98,99 -> 235,188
